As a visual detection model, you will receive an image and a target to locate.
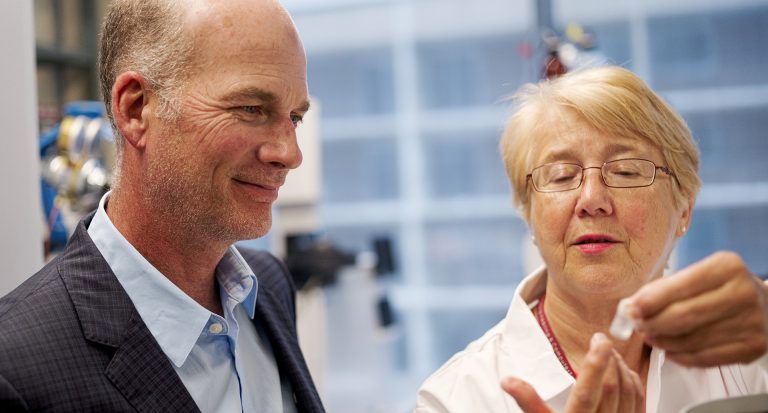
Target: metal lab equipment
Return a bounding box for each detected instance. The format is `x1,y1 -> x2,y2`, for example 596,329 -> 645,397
39,101 -> 115,253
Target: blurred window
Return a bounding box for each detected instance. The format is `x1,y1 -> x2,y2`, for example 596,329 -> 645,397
418,35 -> 526,108
424,218 -> 528,286
585,21 -> 632,68
678,206 -> 768,275
649,6 -> 768,89
308,48 -> 395,117
686,106 -> 768,184
423,131 -> 510,197
321,137 -> 400,202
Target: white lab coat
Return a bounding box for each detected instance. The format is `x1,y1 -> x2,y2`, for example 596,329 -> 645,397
415,267 -> 768,413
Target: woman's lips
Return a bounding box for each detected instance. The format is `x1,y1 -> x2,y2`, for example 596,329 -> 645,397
575,242 -> 617,254
572,234 -> 620,254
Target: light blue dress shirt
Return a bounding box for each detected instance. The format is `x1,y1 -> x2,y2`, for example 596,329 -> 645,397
87,193 -> 295,413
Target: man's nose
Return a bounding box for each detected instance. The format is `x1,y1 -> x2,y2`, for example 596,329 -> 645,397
259,120 -> 303,169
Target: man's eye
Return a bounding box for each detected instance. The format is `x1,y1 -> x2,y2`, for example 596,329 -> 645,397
242,106 -> 264,115
290,114 -> 304,127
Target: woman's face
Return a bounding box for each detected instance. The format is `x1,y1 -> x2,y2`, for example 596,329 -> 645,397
528,111 -> 692,300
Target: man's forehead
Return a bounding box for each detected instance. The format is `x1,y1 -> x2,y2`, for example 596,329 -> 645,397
179,0 -> 305,76
185,0 -> 290,34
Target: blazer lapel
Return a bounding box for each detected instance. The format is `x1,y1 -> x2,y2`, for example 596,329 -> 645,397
255,287 -> 325,413
105,313 -> 200,412
59,216 -> 199,412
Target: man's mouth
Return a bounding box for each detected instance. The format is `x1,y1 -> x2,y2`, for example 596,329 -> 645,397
233,178 -> 282,190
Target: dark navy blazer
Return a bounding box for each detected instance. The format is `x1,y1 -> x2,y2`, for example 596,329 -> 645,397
0,214 -> 325,412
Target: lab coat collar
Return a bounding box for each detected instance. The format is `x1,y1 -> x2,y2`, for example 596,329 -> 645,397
499,266 -> 576,402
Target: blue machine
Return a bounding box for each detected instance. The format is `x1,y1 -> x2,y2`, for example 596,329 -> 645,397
39,101 -> 115,253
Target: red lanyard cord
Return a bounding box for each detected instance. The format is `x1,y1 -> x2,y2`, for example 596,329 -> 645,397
535,294 -> 578,378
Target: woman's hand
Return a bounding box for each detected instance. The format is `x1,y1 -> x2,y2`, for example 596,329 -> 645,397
501,333 -> 644,413
630,251 -> 768,367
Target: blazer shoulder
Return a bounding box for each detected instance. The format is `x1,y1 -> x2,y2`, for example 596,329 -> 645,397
0,257 -> 65,322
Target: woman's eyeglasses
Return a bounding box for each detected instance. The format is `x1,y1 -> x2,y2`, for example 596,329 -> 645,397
527,158 -> 675,193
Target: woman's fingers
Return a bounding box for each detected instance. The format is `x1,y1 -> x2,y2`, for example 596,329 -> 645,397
612,350 -> 644,413
564,333 -> 613,413
594,355 -> 619,413
632,252 -> 736,316
631,251 -> 768,367
506,334 -> 646,413
630,362 -> 645,413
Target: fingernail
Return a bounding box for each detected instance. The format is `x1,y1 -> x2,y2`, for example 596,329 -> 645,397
591,332 -> 607,346
501,377 -> 520,390
634,318 -> 646,332
590,332 -> 614,358
627,302 -> 642,320
503,377 -> 519,386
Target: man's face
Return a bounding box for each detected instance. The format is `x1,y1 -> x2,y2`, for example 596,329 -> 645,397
145,0 -> 309,244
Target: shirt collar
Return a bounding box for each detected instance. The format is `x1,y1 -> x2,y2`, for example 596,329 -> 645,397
216,247 -> 258,319
499,265 -> 576,401
88,192 -> 259,367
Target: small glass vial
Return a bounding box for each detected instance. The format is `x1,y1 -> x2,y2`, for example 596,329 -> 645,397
609,298 -> 636,341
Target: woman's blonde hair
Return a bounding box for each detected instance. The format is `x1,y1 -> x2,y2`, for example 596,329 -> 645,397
499,66 -> 700,220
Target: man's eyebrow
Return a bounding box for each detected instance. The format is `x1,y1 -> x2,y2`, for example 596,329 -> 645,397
222,87 -> 277,103
221,87 -> 311,112
296,100 -> 311,113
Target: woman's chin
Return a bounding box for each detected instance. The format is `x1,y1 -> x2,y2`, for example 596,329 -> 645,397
554,265 -> 645,298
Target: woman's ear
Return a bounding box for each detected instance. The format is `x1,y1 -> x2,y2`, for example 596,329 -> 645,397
676,196 -> 695,237
111,71 -> 151,150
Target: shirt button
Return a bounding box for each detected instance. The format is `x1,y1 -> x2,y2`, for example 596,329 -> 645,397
242,279 -> 253,290
209,323 -> 224,334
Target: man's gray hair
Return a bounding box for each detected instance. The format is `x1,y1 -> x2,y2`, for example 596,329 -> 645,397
97,0 -> 192,156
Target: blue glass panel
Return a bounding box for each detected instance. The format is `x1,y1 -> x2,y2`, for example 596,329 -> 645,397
650,6 -> 768,89
322,138 -> 400,202
685,106 -> 768,184
308,48 -> 395,116
677,206 -> 768,276
417,34 -> 528,109
425,218 -> 528,285
423,131 -> 510,197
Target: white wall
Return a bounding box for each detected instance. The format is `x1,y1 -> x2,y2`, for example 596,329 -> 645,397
0,0 -> 45,296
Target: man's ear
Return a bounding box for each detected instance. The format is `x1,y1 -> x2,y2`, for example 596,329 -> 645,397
111,71 -> 152,149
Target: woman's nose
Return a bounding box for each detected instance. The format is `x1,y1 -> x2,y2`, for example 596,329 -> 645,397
575,168 -> 613,217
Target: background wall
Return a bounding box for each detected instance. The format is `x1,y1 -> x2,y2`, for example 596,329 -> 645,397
0,0 -> 44,295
